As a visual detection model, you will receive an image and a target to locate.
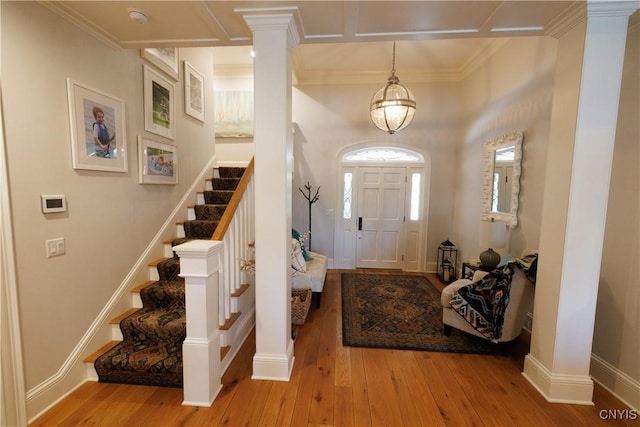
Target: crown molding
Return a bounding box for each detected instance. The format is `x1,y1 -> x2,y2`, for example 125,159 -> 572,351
293,38 -> 512,86
545,1 -> 587,39
458,38 -> 511,81
39,1 -> 122,50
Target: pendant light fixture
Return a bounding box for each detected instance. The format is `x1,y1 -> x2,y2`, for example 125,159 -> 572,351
370,41 -> 416,134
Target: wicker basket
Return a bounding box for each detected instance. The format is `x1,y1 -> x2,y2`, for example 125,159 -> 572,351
291,288 -> 312,325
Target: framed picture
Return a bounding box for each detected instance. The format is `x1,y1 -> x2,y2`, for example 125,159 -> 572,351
144,65 -> 176,140
184,61 -> 205,122
137,136 -> 178,184
214,90 -> 254,138
66,78 -> 127,172
141,48 -> 179,80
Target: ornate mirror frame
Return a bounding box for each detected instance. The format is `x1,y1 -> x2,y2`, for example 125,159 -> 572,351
480,130 -> 523,228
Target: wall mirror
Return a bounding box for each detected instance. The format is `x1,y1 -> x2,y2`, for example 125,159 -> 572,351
481,130 -> 523,228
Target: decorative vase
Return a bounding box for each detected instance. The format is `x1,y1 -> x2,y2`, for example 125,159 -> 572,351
479,248 -> 501,269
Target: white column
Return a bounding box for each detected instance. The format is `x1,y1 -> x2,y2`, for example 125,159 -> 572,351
243,12 -> 299,381
524,1 -> 638,404
174,240 -> 224,407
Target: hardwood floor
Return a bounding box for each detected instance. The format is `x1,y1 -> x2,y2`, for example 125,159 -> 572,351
31,269 -> 635,426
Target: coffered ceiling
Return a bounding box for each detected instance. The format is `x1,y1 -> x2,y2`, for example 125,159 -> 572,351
42,1 -> 583,83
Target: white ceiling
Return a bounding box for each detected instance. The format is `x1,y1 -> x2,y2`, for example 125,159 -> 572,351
43,1 -> 583,84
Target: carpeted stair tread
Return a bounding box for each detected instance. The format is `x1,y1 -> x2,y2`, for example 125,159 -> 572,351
170,237 -> 192,247
119,303 -> 185,344
84,340 -> 119,363
157,257 -> 181,281
94,339 -> 183,387
110,308 -> 139,325
218,166 -> 245,178
139,279 -> 185,308
194,204 -> 227,221
183,220 -> 219,239
203,190 -> 234,205
210,177 -> 241,191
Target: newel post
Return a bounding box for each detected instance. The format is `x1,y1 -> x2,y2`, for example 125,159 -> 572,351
174,240 -> 224,407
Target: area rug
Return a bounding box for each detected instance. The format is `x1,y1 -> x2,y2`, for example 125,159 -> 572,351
341,273 -> 500,354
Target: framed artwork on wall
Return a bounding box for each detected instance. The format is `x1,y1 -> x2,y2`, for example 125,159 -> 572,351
184,61 -> 205,122
214,90 -> 254,138
66,78 -> 128,172
144,65 -> 176,140
137,136 -> 178,184
141,48 -> 179,80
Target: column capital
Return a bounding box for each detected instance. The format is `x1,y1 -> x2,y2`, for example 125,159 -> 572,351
588,1 -> 639,17
241,11 -> 300,46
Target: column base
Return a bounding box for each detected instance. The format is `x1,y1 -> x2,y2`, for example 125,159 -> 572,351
523,353 -> 594,405
252,339 -> 295,381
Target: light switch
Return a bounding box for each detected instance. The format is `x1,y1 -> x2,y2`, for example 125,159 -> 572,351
46,238 -> 66,258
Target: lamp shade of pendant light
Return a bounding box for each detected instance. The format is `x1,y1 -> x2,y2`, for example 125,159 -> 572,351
370,42 -> 416,134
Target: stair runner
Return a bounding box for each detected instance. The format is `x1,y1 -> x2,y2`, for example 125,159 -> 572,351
94,166 -> 246,387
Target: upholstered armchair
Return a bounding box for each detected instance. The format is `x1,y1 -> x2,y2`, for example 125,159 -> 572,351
441,249 -> 537,343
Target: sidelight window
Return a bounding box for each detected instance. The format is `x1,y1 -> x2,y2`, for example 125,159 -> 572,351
343,172 -> 353,219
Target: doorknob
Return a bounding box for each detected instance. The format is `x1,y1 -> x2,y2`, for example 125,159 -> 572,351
358,217 -> 363,231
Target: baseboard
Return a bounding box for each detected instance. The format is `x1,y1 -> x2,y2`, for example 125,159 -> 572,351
27,368 -> 88,425
26,155 -> 219,422
523,353 -> 595,405
426,261 -> 438,274
591,353 -> 639,411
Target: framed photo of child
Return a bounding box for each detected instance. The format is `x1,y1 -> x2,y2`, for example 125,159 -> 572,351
66,78 -> 128,172
137,136 -> 178,185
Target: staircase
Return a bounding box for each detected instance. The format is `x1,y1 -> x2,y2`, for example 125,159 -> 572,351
84,164 -> 254,388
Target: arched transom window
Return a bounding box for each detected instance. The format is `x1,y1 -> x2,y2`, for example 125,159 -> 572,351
342,147 -> 423,162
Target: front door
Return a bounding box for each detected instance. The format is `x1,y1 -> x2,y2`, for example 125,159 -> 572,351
356,167 -> 406,269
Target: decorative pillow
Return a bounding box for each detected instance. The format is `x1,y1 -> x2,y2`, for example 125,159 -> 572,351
291,238 -> 307,272
292,228 -> 313,261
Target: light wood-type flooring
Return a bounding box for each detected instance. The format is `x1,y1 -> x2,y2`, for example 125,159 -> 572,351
31,270 -> 636,426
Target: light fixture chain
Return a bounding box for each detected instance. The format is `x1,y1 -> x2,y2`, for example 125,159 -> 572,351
391,41 -> 396,75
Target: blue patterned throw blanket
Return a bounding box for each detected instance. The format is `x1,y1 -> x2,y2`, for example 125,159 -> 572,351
449,253 -> 538,342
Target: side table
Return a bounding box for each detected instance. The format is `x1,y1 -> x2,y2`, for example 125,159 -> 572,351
461,261 -> 488,280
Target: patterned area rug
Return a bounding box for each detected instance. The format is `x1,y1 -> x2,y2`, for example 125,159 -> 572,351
341,273 -> 500,354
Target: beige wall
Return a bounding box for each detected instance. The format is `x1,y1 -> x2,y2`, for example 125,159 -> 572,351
594,17 -> 639,401
292,82 -> 462,264
2,2 -> 216,391
454,36 -> 558,263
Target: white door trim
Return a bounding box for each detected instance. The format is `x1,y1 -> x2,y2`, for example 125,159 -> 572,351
334,143 -> 429,271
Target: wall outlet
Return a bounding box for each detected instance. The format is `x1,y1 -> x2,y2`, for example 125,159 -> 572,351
46,238 -> 66,258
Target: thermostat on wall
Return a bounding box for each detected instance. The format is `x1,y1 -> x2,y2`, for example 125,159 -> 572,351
41,195 -> 67,213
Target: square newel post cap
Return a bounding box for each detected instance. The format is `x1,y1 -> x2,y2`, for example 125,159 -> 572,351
174,240 -> 223,277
